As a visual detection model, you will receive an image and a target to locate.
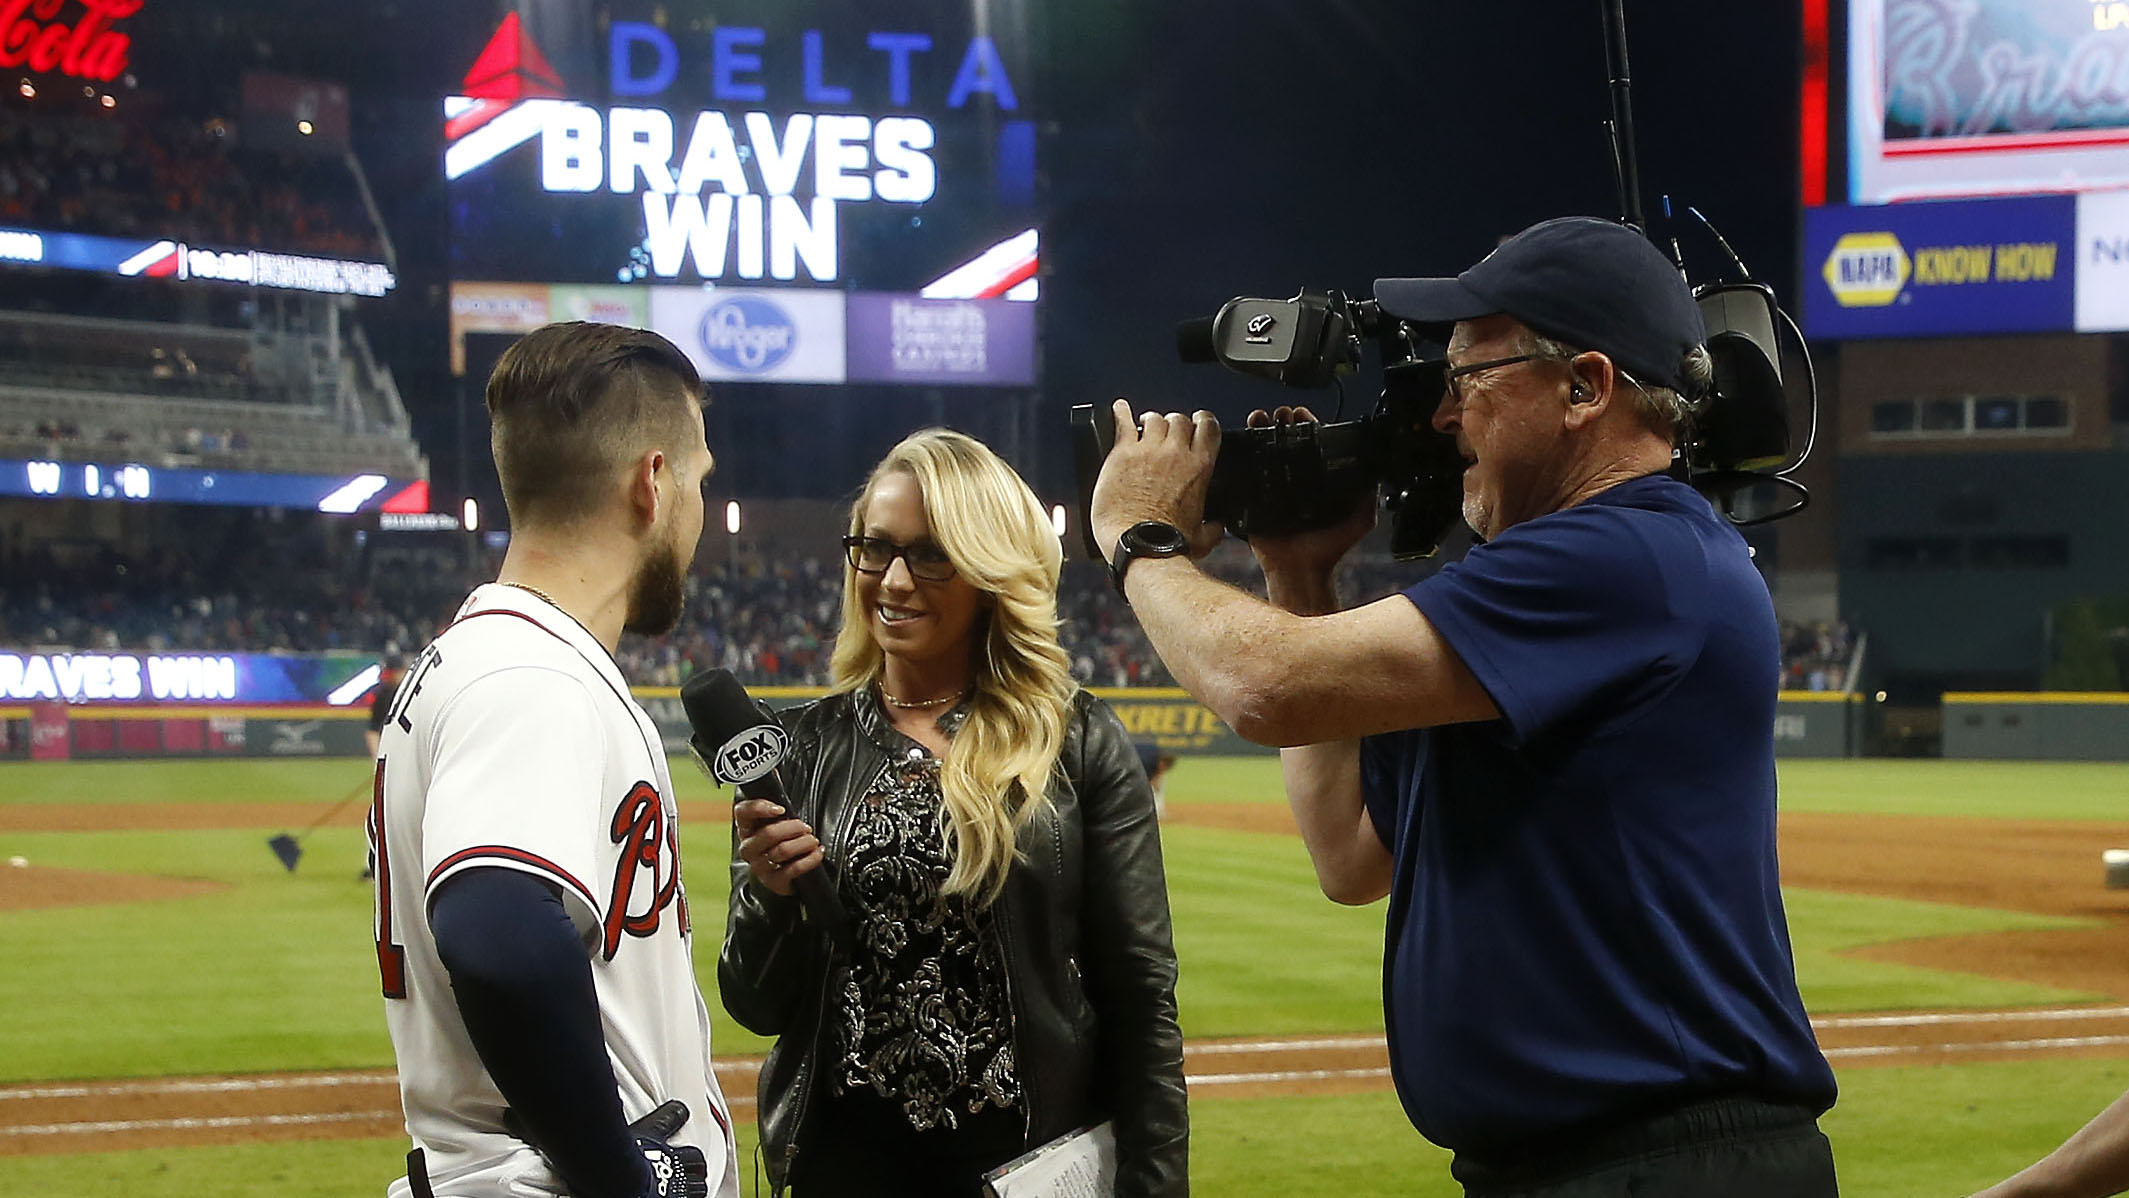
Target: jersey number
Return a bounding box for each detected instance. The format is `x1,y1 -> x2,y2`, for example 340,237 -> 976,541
371,757 -> 407,999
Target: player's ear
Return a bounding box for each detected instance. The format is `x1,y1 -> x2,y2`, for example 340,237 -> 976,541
629,448 -> 665,529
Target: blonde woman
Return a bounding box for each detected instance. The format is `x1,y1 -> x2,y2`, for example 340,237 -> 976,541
720,430 -> 1187,1197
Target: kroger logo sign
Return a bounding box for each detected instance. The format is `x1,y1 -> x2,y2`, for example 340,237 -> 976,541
698,296 -> 797,374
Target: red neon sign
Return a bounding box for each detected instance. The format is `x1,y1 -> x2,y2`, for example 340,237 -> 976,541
0,0 -> 139,84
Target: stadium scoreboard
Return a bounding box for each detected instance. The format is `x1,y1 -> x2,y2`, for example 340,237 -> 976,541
1801,0 -> 2129,339
446,1 -> 1039,388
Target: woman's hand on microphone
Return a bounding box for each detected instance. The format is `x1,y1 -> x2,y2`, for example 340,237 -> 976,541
734,798 -> 824,897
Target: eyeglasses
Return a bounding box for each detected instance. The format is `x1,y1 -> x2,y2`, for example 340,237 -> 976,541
843,535 -> 957,582
1442,353 -> 1548,404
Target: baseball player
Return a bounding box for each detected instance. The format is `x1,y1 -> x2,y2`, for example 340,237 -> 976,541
368,321 -> 734,1198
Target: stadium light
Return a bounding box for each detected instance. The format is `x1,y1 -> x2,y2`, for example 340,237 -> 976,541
462,497 -> 480,532
1050,503 -> 1066,538
725,500 -> 741,534
297,119 -> 314,136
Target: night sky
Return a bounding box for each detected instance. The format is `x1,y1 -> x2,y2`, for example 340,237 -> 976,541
135,0 -> 1807,509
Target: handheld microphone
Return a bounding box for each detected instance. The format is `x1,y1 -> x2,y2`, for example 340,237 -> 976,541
679,668 -> 851,948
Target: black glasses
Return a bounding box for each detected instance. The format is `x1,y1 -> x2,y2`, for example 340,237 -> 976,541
843,535 -> 957,581
1442,353 -> 1547,403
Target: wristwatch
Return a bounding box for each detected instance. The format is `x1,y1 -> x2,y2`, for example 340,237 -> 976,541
1109,521 -> 1190,598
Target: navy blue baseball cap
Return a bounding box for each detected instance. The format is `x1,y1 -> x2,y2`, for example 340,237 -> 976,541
1374,217 -> 1706,392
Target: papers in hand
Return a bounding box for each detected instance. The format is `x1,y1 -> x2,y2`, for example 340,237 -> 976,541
983,1122 -> 1117,1198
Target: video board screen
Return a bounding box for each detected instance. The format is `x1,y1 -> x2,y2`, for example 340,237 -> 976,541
1848,0 -> 2129,203
0,458 -> 423,512
0,649 -> 380,706
444,1 -> 1037,387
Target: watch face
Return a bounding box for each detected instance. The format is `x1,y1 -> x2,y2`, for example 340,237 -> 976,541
1126,522 -> 1189,555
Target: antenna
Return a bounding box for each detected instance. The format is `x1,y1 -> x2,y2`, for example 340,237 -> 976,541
1600,0 -> 1645,230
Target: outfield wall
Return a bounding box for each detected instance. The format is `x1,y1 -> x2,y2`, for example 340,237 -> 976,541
5,689 -> 1865,761
0,704 -> 372,761
631,687 -> 1272,757
1942,693 -> 2129,761
1775,693 -> 1862,758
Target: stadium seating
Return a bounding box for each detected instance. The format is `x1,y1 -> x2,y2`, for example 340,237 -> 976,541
0,308 -> 424,479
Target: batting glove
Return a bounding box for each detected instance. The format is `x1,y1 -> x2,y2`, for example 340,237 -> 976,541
634,1137 -> 708,1198
630,1100 -> 707,1198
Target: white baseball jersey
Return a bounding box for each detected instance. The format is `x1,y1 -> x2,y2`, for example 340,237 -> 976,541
369,584 -> 735,1198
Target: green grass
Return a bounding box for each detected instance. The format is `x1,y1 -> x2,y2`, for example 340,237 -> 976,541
1786,888 -> 2100,1011
12,755 -> 2128,822
1160,754 -> 1287,807
1160,824 -> 1387,1039
1778,759 -> 2129,821
0,1123 -> 763,1198
9,755 -> 2129,1196
1823,1058 -> 2129,1197
0,758 -> 385,807
5,1060 -> 2127,1198
3,812 -> 2096,1081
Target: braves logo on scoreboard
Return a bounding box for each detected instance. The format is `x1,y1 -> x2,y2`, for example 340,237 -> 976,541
602,780 -> 686,959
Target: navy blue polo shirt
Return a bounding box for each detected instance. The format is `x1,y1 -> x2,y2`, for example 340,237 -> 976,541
1360,473 -> 1836,1155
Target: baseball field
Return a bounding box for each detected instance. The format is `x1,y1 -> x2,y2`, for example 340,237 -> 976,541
5,756 -> 2129,1197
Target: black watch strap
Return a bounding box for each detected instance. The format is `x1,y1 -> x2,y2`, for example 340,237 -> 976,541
1109,521 -> 1189,598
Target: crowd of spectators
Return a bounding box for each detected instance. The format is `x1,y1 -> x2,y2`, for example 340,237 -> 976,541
1781,620 -> 1857,693
0,104 -> 381,259
0,526 -> 1861,697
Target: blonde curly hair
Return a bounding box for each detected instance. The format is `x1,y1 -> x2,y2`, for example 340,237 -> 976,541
829,429 -> 1077,906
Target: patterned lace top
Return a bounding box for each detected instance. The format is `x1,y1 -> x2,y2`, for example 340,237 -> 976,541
833,734 -> 1022,1131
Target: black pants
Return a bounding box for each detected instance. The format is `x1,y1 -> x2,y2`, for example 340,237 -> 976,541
1449,1097 -> 1839,1198
789,1084 -> 1026,1198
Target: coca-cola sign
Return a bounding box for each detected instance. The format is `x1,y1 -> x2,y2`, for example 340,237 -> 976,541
0,0 -> 139,83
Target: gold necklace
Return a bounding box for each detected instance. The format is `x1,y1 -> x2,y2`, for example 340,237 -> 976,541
501,580 -> 560,607
878,684 -> 968,709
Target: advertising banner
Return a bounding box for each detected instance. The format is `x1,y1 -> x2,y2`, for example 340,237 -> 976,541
1802,195 -> 2077,339
2077,189 -> 2129,333
0,459 -> 422,512
637,687 -> 1270,757
0,650 -> 380,706
1849,0 -> 2129,203
448,281 -> 552,374
29,703 -> 68,761
845,294 -> 1035,385
0,224 -> 394,296
548,284 -> 649,328
649,287 -> 847,383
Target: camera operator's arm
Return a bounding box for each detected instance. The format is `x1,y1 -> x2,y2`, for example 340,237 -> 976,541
1089,399 -> 1497,747
1971,1087 -> 2129,1198
1246,410 -> 1390,905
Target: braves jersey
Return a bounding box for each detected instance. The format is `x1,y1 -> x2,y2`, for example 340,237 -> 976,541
369,584 -> 736,1198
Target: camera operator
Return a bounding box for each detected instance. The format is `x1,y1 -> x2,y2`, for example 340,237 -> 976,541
1089,217 -> 1839,1198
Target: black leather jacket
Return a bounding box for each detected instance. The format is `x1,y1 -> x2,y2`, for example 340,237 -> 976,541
719,687 -> 1188,1196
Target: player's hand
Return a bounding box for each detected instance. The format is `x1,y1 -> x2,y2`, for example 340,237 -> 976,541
1090,398 -> 1224,560
734,798 -> 822,897
1241,406 -> 1376,577
634,1136 -> 709,1198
